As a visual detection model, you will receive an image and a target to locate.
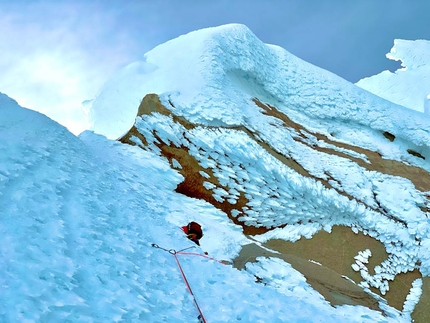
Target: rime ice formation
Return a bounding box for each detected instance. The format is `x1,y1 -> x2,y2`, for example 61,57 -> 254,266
90,25 -> 430,148
91,24 -> 430,321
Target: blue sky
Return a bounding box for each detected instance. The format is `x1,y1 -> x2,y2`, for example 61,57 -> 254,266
1,0 -> 429,134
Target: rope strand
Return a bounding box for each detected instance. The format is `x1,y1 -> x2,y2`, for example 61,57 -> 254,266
173,253 -> 207,323
177,251 -> 226,265
152,243 -> 208,322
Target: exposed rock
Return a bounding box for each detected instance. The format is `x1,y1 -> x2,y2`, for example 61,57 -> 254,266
234,243 -> 382,312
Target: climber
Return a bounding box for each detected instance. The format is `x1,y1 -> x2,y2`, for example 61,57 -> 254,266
182,221 -> 203,246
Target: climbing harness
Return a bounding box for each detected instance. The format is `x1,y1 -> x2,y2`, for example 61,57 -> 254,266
151,243 -> 211,323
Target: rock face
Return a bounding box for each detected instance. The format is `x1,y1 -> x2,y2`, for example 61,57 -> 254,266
234,242 -> 382,312
120,93 -> 430,320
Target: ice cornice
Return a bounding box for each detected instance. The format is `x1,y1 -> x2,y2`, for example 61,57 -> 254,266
387,39 -> 430,70
357,38 -> 430,118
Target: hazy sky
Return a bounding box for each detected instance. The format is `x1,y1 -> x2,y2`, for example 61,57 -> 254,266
1,0 -> 430,134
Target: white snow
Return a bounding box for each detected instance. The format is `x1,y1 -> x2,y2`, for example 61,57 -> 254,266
402,278 -> 423,320
3,23 -> 430,321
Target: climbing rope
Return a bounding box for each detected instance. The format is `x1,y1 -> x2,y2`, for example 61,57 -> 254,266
151,243 -> 209,323
176,251 -> 226,265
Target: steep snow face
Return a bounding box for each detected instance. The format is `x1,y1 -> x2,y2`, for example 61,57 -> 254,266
90,24 -> 430,149
2,92 -> 406,322
357,39 -> 430,114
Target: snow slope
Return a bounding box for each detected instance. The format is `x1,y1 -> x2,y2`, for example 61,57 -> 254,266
3,23 -> 430,322
1,92 -> 405,322
356,39 -> 430,114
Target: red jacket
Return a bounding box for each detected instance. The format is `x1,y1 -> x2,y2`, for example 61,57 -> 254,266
182,222 -> 203,245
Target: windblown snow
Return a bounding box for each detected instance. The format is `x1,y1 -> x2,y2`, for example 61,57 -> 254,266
2,24 -> 430,322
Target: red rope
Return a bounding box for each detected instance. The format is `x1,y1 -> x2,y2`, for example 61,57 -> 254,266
177,251 -> 226,265
151,243 -> 228,322
173,253 -> 207,323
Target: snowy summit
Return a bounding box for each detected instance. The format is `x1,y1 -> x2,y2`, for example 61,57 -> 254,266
2,24 -> 430,322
